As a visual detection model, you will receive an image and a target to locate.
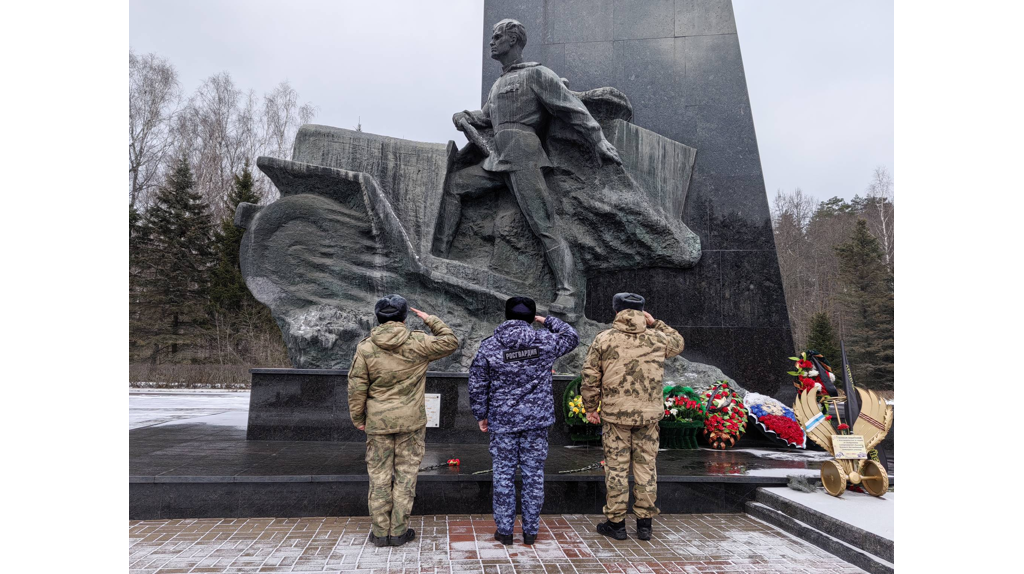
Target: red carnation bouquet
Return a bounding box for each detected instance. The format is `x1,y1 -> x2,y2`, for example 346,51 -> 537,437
788,351 -> 835,397
758,414 -> 805,445
701,381 -> 748,449
662,386 -> 705,422
744,392 -> 806,448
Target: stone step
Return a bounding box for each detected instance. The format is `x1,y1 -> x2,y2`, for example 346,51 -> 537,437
744,498 -> 893,574
755,487 -> 893,562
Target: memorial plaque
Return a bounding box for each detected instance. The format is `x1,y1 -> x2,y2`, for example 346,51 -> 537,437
832,435 -> 868,460
425,393 -> 441,428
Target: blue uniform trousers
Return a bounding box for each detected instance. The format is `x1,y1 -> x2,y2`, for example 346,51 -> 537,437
488,427 -> 549,535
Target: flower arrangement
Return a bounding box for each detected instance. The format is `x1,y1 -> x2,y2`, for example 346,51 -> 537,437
789,351 -> 836,396
565,390 -> 599,424
662,385 -> 704,423
701,381 -> 748,449
744,392 -> 806,448
566,394 -> 587,423
419,458 -> 461,472
659,385 -> 705,449
563,376 -> 601,443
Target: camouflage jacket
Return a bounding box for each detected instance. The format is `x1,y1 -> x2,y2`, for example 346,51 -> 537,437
468,317 -> 579,433
348,315 -> 459,434
580,309 -> 685,426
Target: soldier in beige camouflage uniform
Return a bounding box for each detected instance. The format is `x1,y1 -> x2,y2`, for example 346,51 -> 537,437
581,292 -> 684,541
348,294 -> 459,547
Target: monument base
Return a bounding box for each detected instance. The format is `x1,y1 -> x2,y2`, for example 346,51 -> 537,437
129,421 -> 891,520
246,369 -> 772,444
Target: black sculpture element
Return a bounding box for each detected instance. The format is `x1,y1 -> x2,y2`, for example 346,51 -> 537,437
233,19 -> 725,387
434,19 -> 626,316
839,340 -> 861,427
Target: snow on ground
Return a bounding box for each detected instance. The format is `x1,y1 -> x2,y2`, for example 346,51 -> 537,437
745,467 -> 821,478
733,448 -> 835,462
765,486 -> 894,540
129,390 -> 250,430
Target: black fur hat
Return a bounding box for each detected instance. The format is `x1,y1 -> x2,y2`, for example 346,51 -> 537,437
374,294 -> 408,324
505,296 -> 537,322
612,292 -> 645,313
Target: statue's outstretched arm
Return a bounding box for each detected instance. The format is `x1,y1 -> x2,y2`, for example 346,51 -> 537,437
533,68 -> 607,149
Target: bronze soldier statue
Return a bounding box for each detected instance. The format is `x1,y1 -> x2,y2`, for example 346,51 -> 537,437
432,18 -> 623,316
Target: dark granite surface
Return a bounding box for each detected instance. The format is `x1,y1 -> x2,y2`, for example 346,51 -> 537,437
134,422 -> 835,484
130,408 -> 891,519
483,0 -> 794,396
131,421 -> 836,519
248,370 -> 581,444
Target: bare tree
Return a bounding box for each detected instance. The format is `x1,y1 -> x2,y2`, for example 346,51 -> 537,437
261,82 -> 318,202
865,166 -> 894,274
167,74 -> 317,215
771,187 -> 816,231
129,50 -> 181,208
772,188 -> 818,347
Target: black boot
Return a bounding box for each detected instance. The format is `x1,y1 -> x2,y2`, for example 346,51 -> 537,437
636,517 -> 652,541
389,528 -> 415,547
368,532 -> 389,547
523,532 -> 537,545
596,519 -> 627,540
494,530 -> 513,545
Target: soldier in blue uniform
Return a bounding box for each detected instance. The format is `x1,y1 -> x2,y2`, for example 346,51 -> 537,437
468,296 -> 579,545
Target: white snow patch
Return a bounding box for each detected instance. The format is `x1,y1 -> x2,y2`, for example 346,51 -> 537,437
745,468 -> 820,478
765,486 -> 894,540
129,390 -> 250,429
731,448 -> 835,462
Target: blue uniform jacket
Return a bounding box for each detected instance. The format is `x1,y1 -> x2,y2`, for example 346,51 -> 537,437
468,317 -> 579,434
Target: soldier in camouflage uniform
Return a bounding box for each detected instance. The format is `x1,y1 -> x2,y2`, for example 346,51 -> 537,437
469,296 -> 579,545
581,293 -> 685,541
348,294 -> 459,547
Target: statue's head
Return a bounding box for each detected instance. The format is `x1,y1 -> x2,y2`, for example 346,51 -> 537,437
490,18 -> 527,61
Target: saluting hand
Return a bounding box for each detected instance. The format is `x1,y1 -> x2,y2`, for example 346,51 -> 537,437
534,315 -> 546,324
409,307 -> 431,322
643,311 -> 655,327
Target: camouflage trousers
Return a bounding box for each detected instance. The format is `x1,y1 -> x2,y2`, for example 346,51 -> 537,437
489,428 -> 549,536
600,421 -> 660,522
365,427 -> 426,537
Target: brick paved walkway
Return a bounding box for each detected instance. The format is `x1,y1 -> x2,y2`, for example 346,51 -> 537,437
129,514 -> 864,573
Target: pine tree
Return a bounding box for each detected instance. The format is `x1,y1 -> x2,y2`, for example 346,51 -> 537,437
131,157 -> 216,363
206,161 -> 286,365
834,219 -> 894,389
805,312 -> 840,367
211,161 -> 261,311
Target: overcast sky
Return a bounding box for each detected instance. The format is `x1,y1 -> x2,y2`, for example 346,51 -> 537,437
129,0 -> 893,202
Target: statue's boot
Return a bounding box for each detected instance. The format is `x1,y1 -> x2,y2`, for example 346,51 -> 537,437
546,243 -> 579,320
